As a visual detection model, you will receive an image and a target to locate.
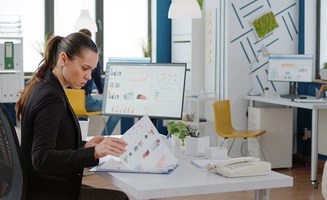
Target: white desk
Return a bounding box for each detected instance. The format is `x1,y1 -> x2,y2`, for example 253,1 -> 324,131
95,143 -> 293,200
245,95 -> 327,188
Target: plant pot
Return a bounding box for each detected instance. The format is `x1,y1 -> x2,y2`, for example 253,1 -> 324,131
264,90 -> 269,97
321,69 -> 327,80
172,134 -> 182,146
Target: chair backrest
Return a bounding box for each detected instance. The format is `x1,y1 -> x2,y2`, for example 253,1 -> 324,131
0,103 -> 26,200
212,100 -> 234,136
65,89 -> 101,117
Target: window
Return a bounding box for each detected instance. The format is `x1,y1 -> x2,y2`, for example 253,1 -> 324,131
103,0 -> 149,64
2,1 -> 151,72
54,0 -> 95,38
0,0 -> 44,73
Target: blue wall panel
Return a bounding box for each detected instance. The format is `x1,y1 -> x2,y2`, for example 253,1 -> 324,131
155,0 -> 171,134
297,0 -> 326,159
2,103 -> 16,126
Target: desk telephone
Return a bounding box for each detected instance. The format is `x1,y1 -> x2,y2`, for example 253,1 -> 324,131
206,157 -> 271,178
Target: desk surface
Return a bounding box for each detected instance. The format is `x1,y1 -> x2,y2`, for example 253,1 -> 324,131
245,94 -> 327,188
96,143 -> 293,200
245,95 -> 327,109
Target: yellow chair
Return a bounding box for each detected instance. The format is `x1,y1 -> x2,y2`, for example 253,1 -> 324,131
212,100 -> 266,159
64,89 -> 108,135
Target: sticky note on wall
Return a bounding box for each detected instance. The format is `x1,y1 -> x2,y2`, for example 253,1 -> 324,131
4,42 -> 14,70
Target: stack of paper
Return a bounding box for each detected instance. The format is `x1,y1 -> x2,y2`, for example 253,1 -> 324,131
90,115 -> 179,174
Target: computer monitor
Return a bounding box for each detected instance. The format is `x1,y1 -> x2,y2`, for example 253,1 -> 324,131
267,54 -> 314,98
102,62 -> 187,124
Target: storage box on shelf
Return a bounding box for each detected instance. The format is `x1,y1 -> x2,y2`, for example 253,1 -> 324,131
179,92 -> 216,128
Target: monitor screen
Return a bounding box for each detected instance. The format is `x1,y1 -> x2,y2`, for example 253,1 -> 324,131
267,54 -> 314,82
102,62 -> 187,120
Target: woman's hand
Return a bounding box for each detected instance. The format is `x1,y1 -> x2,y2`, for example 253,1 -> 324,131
84,136 -> 105,148
93,137 -> 128,159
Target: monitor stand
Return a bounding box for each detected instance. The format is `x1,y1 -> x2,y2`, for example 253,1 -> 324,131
280,82 -> 304,99
150,118 -> 158,129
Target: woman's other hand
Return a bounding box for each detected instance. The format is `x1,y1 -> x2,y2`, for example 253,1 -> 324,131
84,136 -> 105,148
94,137 -> 128,159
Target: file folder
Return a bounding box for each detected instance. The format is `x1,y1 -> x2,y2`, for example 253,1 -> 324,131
89,159 -> 179,174
4,42 -> 14,70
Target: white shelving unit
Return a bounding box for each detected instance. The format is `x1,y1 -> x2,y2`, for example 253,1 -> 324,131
0,37 -> 24,103
171,16 -> 205,97
171,12 -> 217,144
182,95 -> 215,128
172,92 -> 216,140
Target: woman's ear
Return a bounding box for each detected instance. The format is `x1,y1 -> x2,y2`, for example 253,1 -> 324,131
59,52 -> 68,65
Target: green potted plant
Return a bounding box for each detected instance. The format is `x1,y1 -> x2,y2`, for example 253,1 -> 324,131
321,62 -> 327,80
33,32 -> 54,57
138,35 -> 151,58
167,121 -> 198,146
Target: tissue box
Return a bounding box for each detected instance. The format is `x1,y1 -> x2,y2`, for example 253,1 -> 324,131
185,136 -> 209,156
205,147 -> 228,159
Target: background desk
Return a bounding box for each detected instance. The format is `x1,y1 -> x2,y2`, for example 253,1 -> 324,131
245,95 -> 327,188
95,141 -> 293,200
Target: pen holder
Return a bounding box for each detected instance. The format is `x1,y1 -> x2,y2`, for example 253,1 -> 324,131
185,136 -> 209,156
316,89 -> 324,99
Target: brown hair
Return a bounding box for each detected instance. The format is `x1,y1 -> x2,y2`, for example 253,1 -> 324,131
15,32 -> 98,122
79,28 -> 92,37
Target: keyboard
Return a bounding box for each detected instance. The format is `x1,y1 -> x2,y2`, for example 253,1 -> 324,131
280,94 -> 305,99
293,98 -> 327,103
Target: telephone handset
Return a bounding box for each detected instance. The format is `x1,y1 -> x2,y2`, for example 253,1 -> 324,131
206,157 -> 271,177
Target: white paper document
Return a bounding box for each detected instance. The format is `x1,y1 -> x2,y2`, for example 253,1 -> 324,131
90,115 -> 179,174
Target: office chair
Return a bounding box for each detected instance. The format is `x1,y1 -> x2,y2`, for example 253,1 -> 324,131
212,100 -> 266,160
0,103 -> 26,200
64,89 -> 108,135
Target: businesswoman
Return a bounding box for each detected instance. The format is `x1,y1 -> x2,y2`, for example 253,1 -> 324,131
15,32 -> 129,200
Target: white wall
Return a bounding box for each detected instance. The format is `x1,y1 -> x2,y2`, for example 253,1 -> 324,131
228,0 -> 298,127
205,0 -> 301,156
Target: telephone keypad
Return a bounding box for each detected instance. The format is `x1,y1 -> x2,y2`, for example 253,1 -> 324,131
227,162 -> 254,170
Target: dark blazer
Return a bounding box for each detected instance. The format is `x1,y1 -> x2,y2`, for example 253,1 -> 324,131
21,71 -> 98,200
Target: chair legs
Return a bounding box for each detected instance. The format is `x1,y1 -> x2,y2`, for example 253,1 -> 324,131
220,137 -> 267,161
241,138 -> 248,157
219,137 -> 227,147
257,137 -> 267,161
245,137 -> 267,161
229,138 -> 236,155
220,138 -> 245,155
102,116 -> 109,136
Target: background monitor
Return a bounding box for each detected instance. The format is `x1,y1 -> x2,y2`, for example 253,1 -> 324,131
267,54 -> 314,97
102,62 -> 187,121
108,57 -> 151,64
267,54 -> 314,82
